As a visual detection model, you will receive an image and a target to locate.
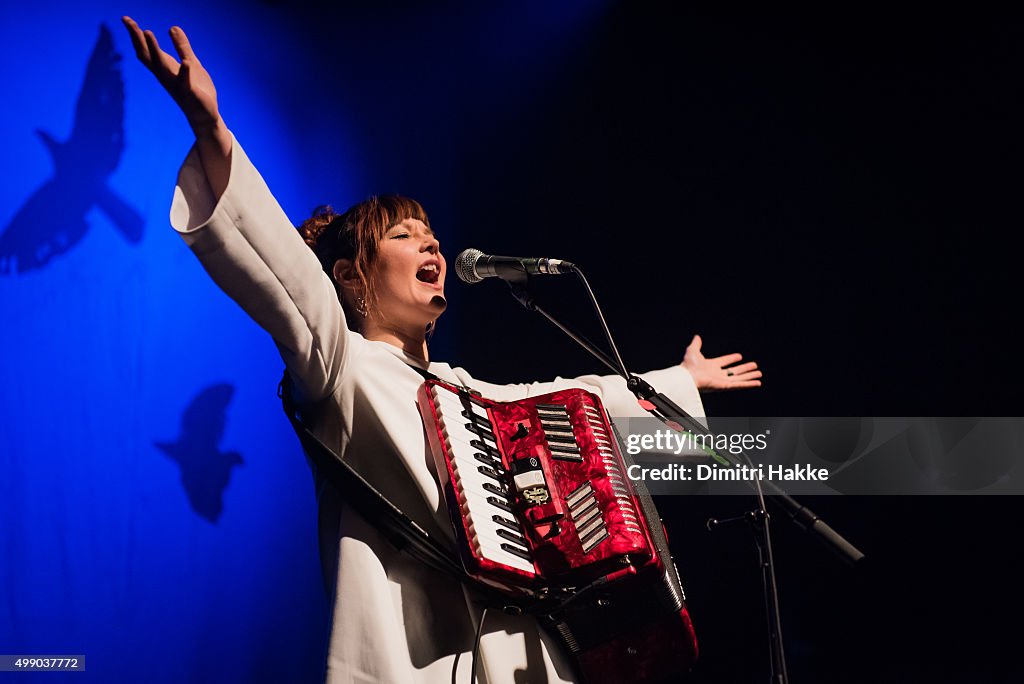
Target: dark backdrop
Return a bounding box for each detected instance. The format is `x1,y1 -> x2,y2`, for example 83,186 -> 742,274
377,6 -> 1023,682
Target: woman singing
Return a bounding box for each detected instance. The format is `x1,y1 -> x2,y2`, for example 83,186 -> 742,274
121,16 -> 761,684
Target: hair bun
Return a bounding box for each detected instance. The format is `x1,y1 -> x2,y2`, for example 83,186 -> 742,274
298,205 -> 341,249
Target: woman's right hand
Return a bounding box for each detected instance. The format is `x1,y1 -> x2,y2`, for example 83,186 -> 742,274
122,16 -> 231,196
121,17 -> 221,135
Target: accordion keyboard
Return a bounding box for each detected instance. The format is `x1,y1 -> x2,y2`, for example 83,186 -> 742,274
429,385 -> 537,574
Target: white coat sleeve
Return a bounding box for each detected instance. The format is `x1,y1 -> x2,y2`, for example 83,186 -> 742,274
169,133 -> 349,403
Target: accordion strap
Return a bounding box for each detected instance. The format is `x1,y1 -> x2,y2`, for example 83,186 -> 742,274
405,362 -> 480,396
277,370 -> 469,583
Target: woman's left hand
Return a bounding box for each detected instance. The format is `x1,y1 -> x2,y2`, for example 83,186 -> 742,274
681,334 -> 763,391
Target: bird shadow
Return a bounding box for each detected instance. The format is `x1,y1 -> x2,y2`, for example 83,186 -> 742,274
155,383 -> 245,523
0,23 -> 143,275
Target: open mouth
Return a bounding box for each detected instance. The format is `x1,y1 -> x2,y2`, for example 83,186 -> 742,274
416,261 -> 441,285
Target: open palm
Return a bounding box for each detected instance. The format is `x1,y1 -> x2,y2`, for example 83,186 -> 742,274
682,334 -> 763,391
122,17 -> 220,134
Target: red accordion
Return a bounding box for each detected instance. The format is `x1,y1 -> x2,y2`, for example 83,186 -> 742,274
417,380 -> 698,683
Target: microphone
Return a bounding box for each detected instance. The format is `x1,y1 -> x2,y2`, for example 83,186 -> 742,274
455,248 -> 576,284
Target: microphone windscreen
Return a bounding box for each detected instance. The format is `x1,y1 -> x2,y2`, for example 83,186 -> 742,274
455,248 -> 484,284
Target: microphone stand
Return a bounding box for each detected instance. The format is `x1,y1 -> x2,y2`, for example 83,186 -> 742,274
503,272 -> 864,684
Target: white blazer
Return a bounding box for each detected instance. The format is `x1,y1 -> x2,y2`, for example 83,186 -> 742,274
170,135 -> 705,684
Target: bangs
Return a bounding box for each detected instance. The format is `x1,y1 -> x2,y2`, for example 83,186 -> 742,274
373,195 -> 430,232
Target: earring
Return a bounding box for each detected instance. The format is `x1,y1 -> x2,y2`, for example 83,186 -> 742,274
355,295 -> 367,317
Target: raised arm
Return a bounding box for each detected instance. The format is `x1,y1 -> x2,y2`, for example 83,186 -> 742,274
122,17 -> 230,198
454,363 -> 706,420
453,333 -> 761,418
123,17 -> 350,403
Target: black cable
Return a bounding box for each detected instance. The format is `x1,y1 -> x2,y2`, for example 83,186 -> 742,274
470,606 -> 489,684
570,267 -> 630,379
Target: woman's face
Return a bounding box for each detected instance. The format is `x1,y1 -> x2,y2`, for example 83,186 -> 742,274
369,217 -> 447,330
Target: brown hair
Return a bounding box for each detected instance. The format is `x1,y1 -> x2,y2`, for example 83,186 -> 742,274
298,196 -> 430,327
